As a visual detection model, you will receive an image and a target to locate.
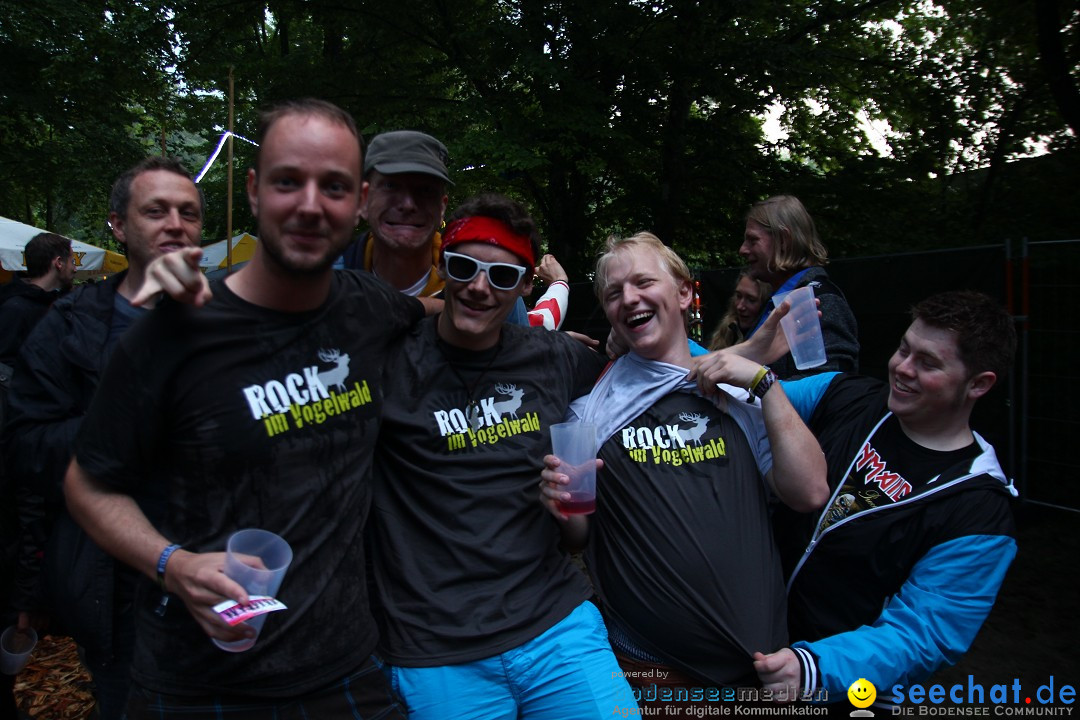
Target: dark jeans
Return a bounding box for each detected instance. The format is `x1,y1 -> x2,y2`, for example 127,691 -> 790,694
78,598 -> 136,720
82,633 -> 134,720
122,656 -> 404,720
0,673 -> 17,720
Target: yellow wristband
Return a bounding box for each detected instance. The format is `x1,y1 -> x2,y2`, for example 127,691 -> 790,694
749,366 -> 769,393
748,366 -> 777,402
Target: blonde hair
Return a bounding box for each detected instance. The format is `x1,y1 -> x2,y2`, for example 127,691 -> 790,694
746,195 -> 828,274
706,271 -> 773,351
594,232 -> 693,300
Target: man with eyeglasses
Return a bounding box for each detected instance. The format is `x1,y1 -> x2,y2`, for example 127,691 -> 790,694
340,130 -> 571,330
368,192 -> 636,719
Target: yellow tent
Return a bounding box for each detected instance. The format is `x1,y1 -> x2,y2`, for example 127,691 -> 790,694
197,233 -> 258,271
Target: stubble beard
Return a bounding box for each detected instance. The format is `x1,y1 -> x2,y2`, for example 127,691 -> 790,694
257,218 -> 348,277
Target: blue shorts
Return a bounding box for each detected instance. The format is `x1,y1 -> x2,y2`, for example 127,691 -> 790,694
388,601 -> 638,719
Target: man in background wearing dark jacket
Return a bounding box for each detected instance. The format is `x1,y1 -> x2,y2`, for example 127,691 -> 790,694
1,232 -> 73,720
2,157 -> 203,719
0,233 -> 75,368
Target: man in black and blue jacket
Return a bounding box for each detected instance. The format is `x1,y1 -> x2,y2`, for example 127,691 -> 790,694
754,290 -> 1017,704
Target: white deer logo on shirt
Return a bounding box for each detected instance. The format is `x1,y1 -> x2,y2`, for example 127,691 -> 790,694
677,412 -> 710,446
317,349 -> 350,393
492,383 -> 524,420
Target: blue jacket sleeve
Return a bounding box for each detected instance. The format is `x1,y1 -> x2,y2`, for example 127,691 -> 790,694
793,533 -> 1017,699
778,372 -> 839,423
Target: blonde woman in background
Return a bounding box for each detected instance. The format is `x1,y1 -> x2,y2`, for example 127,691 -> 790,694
707,270 -> 773,351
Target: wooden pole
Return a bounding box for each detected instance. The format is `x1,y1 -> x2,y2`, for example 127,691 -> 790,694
226,67 -> 235,272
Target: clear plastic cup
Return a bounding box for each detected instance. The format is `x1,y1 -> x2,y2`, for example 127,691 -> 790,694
550,422 -> 598,515
776,285 -> 826,370
1,626 -> 37,675
213,529 -> 293,653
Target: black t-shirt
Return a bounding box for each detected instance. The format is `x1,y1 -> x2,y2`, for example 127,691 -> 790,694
587,391 -> 787,686
818,415 -> 980,532
778,374 -> 1015,642
371,319 -> 606,665
75,271 -> 423,697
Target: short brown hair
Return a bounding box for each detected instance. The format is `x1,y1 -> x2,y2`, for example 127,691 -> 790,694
254,98 -> 362,173
109,156 -> 204,221
446,193 -> 542,268
911,291 -> 1016,380
24,232 -> 72,278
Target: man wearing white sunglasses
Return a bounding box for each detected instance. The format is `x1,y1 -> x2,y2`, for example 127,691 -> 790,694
340,130 -> 571,330
126,191 -> 632,717
369,193 -> 636,719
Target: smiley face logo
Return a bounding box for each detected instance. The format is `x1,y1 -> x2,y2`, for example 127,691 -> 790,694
848,678 -> 877,708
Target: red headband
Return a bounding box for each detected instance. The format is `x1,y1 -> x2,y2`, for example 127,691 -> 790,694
441,216 -> 535,268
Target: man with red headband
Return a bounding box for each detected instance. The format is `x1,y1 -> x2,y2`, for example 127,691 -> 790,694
368,193 -> 636,719
339,129 -> 571,329
129,190 -> 628,714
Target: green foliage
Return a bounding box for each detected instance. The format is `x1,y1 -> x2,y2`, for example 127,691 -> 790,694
1,0 -> 1076,273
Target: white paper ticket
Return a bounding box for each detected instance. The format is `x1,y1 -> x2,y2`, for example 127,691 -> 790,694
212,595 -> 288,626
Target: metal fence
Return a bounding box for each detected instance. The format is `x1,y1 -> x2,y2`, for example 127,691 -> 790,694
557,239 -> 1080,512
1020,239 -> 1080,511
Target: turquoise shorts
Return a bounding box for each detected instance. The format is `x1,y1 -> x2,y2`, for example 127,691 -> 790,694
387,601 -> 638,719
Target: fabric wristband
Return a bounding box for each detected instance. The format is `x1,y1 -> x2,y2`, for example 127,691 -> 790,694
747,366 -> 777,402
156,543 -> 181,588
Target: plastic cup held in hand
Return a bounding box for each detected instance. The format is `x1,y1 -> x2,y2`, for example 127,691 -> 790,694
213,528 -> 293,653
550,421 -> 598,515
775,285 -> 826,370
1,626 -> 37,676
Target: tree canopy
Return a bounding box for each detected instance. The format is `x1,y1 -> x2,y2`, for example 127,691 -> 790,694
1,0 -> 1077,275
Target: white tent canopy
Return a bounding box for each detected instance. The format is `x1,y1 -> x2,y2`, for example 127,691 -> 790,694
0,216 -> 126,275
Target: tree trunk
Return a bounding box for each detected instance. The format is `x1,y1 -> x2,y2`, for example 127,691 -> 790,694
1035,0 -> 1080,135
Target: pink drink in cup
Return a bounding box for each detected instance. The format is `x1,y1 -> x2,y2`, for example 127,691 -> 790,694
550,422 -> 598,515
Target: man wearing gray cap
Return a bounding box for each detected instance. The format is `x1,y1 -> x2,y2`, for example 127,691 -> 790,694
341,130 -> 571,330
340,130 -> 451,297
